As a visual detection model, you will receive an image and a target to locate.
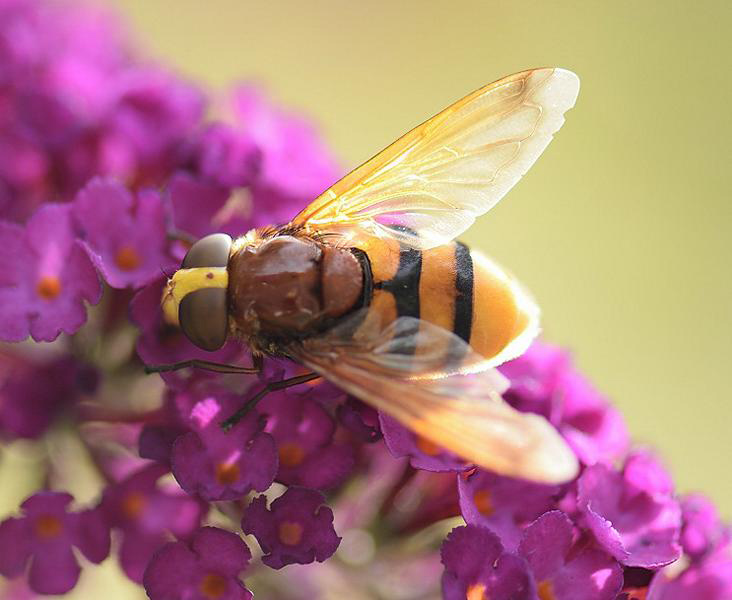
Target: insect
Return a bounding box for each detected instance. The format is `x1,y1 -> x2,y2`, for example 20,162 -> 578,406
154,68 -> 580,484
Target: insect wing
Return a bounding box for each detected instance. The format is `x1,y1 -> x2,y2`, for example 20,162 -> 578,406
292,68 -> 580,250
290,315 -> 578,483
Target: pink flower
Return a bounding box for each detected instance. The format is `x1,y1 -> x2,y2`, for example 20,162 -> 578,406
0,203 -> 101,341
0,491 -> 110,595
144,527 -> 253,600
242,487 -> 340,569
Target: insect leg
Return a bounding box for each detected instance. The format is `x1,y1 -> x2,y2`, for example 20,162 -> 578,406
220,372 -> 321,431
144,356 -> 262,375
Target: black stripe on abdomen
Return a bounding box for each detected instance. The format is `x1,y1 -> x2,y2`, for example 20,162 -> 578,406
377,246 -> 422,319
453,241 -> 474,344
375,245 -> 422,355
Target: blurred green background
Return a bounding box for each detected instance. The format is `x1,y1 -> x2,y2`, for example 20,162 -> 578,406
4,1 -> 730,597
107,0 -> 731,513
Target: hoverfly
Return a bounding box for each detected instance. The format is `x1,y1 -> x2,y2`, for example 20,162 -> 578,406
154,68 -> 581,484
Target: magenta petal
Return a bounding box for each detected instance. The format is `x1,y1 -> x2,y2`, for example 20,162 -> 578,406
518,511 -> 574,580
72,507 -> 111,564
0,518 -> 31,577
28,546 -> 80,595
191,527 -> 251,576
119,531 -> 167,583
578,462 -> 682,568
143,541 -> 198,599
550,547 -> 623,600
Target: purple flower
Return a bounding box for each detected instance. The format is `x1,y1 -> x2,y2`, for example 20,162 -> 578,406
0,491 -> 110,595
458,469 -> 561,552
518,511 -> 623,599
242,487 -> 340,569
0,352 -> 96,439
680,494 -> 729,561
231,86 -> 340,227
0,0 -> 203,212
440,525 -> 534,600
261,390 -> 354,490
0,203 -> 101,341
166,172 -> 233,241
73,178 -> 174,288
144,527 -> 252,600
648,543 -> 732,600
380,413 -> 467,472
501,341 -> 629,466
101,464 -> 204,582
193,123 -> 260,189
98,67 -> 203,185
577,453 -> 682,568
171,389 -> 277,501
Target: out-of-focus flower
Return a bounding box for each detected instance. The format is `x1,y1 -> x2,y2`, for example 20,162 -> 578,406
0,492 -> 110,595
101,464 -> 204,582
0,0 -> 203,218
261,390 -> 354,490
679,493 -> 729,560
72,178 -> 174,289
230,86 -> 340,227
577,453 -> 682,568
440,525 -> 534,600
518,510 -> 623,599
171,389 -> 277,501
648,543 -> 732,600
501,341 -> 630,466
0,203 -> 101,341
143,527 -> 252,600
193,123 -> 260,189
242,487 -> 340,569
0,352 -> 96,439
165,172 -> 233,241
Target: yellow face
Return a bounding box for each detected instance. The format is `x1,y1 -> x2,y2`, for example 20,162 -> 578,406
161,267 -> 229,326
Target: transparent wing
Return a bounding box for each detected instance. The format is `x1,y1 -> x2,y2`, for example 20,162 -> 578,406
290,314 -> 578,483
292,68 -> 579,250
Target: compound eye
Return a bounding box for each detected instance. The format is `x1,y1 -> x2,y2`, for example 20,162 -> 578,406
178,233 -> 233,351
179,288 -> 228,351
182,233 -> 232,268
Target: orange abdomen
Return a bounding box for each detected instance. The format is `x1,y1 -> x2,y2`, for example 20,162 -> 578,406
354,236 -> 538,366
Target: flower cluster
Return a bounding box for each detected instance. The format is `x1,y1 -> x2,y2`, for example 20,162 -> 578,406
0,1 -> 729,599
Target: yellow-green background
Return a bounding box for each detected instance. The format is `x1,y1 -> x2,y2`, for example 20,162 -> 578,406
4,1 -> 732,597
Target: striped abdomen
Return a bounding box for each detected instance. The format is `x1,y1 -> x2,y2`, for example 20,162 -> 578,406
353,236 -> 538,367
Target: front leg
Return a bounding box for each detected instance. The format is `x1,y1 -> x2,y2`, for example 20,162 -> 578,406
145,354 -> 264,375
221,372 -> 321,430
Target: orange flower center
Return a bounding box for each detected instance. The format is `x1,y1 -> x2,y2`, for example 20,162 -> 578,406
215,462 -> 240,485
36,275 -> 62,300
278,521 -> 304,546
34,514 -> 63,538
199,573 -> 228,599
623,588 -> 648,600
415,436 -> 442,456
114,245 -> 141,271
278,442 -> 305,468
467,582 -> 487,600
122,491 -> 147,520
473,489 -> 494,516
538,580 -> 556,600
